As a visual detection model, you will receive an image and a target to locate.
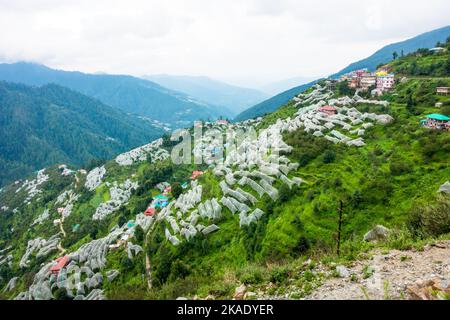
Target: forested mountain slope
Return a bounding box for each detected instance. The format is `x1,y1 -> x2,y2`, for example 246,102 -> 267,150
0,81 -> 164,187
0,63 -> 231,127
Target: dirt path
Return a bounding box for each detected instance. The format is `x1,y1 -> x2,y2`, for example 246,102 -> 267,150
144,221 -> 157,290
57,211 -> 67,254
306,240 -> 450,300
57,242 -> 66,254
145,254 -> 152,289
59,212 -> 67,238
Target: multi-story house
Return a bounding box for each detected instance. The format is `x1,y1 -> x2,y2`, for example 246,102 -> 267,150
376,74 -> 395,91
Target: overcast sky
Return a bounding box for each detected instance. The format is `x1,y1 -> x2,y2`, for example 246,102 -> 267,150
0,0 -> 449,88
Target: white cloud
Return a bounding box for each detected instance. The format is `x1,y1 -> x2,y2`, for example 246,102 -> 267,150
0,0 -> 448,87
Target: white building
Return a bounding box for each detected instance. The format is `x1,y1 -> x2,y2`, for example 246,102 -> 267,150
376,74 -> 395,91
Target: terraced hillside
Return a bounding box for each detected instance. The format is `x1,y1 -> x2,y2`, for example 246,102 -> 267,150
0,48 -> 449,300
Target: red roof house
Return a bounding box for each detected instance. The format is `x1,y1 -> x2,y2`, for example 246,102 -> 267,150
49,256 -> 69,274
318,106 -> 337,116
145,207 -> 156,216
216,119 -> 229,125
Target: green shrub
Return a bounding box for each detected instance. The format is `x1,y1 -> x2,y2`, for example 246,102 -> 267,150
237,265 -> 266,285
53,287 -> 70,300
385,229 -> 415,250
118,215 -> 127,227
120,255 -> 134,271
389,161 -> 412,176
269,266 -> 290,284
168,259 -> 191,282
171,182 -> 183,199
407,196 -> 450,238
134,225 -> 145,244
323,150 -> 336,164
296,236 -> 310,254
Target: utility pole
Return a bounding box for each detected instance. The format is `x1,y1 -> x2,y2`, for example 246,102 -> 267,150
337,200 -> 344,257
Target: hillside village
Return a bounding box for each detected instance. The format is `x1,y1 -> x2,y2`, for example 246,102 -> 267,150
0,83 -> 397,300
0,41 -> 449,301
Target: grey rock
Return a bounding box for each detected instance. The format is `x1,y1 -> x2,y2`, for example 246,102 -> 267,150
336,265 -> 350,278
438,181 -> 450,195
364,225 -> 390,242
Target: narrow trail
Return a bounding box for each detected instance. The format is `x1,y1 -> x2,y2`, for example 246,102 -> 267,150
144,220 -> 157,290
57,211 -> 67,254
59,212 -> 67,238
145,254 -> 152,289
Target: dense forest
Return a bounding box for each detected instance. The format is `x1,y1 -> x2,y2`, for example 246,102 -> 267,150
0,81 -> 164,187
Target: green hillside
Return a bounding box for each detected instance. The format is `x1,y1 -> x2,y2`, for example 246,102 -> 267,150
390,44 -> 450,78
0,44 -> 449,301
331,25 -> 450,78
235,26 -> 450,123
233,81 -> 319,122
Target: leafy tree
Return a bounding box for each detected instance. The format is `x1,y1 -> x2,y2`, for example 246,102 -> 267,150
406,93 -> 416,114
53,288 -> 70,300
134,225 -> 145,244
120,255 -> 134,271
89,228 -> 98,240
171,182 -> 183,199
337,80 -> 355,96
168,259 -> 190,281
392,51 -> 398,60
278,184 -> 293,202
323,150 -> 336,164
118,215 -> 127,228
85,158 -> 106,171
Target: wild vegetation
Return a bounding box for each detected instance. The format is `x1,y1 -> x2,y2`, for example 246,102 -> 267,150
0,44 -> 449,300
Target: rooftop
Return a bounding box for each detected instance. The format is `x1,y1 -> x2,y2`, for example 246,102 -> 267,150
426,114 -> 450,121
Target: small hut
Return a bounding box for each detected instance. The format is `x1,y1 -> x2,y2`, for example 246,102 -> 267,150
422,113 -> 450,131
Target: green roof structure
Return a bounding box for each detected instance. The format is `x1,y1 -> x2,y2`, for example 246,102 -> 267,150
426,113 -> 450,121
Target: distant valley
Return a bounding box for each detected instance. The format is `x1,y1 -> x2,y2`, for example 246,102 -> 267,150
0,63 -> 232,127
142,74 -> 269,115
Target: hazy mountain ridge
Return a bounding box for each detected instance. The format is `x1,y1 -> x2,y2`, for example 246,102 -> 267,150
143,74 -> 268,115
0,63 -> 232,126
330,25 -> 450,78
258,76 -> 319,96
